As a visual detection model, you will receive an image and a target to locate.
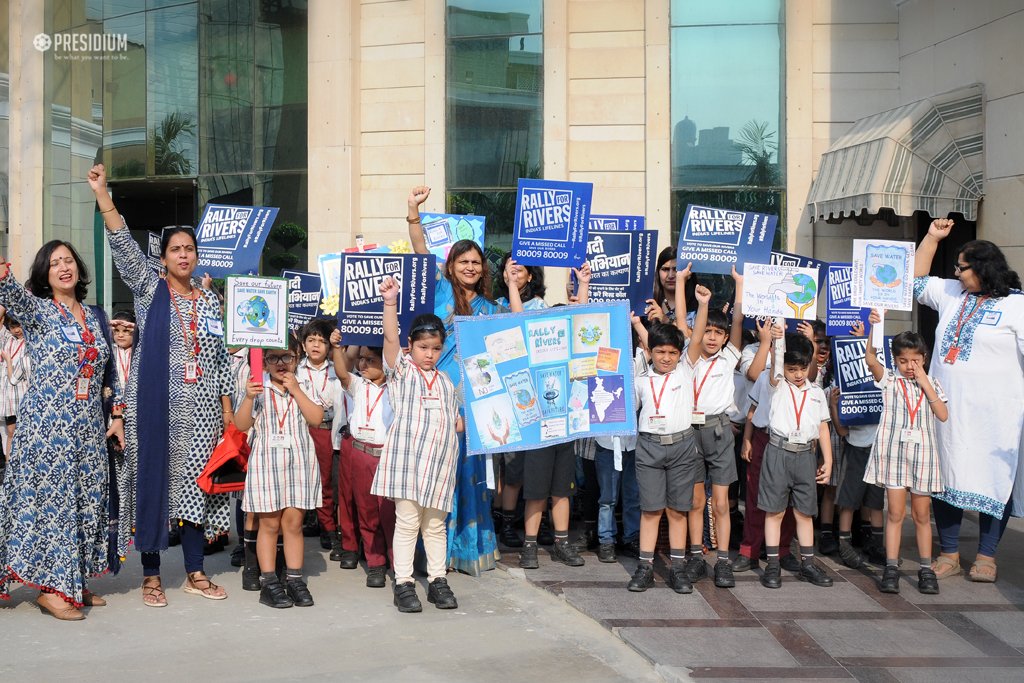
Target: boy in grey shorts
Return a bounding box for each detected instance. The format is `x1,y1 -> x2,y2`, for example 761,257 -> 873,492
759,334 -> 834,589
626,278 -> 712,595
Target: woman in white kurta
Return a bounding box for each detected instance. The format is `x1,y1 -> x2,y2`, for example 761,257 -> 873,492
914,219 -> 1024,582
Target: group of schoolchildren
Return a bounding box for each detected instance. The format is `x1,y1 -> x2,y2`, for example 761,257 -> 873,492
0,313 -> 30,477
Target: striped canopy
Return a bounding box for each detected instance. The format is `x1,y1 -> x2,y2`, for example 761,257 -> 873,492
808,84 -> 984,221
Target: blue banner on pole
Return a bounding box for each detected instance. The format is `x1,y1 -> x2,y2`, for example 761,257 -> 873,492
588,214 -> 645,231
336,253 -> 436,347
677,204 -> 776,274
455,301 -> 637,455
832,335 -> 893,426
585,229 -> 657,316
511,178 -> 593,267
825,262 -> 871,336
281,269 -> 323,333
742,251 -> 828,334
195,204 -> 279,278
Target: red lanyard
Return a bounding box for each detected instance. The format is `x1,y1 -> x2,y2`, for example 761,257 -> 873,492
306,365 -> 328,394
168,282 -> 200,358
269,389 -> 294,433
8,339 -> 24,360
118,348 -> 132,379
692,356 -> 719,408
952,294 -> 988,346
788,382 -> 808,431
649,372 -> 671,415
415,364 -> 439,395
365,382 -> 385,421
899,379 -> 925,429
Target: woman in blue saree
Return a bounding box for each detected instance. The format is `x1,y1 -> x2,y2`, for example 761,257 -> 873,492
406,186 -> 504,575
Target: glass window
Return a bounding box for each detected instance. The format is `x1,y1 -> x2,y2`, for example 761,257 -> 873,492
103,11 -> 147,179
199,0 -> 254,174
446,1 -> 542,247
255,1 -> 308,172
670,1 -> 785,241
147,4 -> 199,176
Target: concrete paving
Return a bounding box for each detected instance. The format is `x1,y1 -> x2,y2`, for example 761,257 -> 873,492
1,543 -> 663,683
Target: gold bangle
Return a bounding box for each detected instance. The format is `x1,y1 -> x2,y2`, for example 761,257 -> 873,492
406,217 -> 421,224
100,207 -> 117,214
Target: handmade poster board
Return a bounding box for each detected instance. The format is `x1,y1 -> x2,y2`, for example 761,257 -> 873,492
225,276 -> 289,349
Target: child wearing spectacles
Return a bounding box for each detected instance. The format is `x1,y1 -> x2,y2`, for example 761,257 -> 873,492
235,338 -> 326,609
373,275 -> 464,613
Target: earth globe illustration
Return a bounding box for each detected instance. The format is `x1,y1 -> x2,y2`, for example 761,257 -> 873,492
786,273 -> 817,305
237,295 -> 271,328
873,263 -> 899,285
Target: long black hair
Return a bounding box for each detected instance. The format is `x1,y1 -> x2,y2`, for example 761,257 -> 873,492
496,253 -> 546,302
958,240 -> 1021,298
28,240 -> 91,301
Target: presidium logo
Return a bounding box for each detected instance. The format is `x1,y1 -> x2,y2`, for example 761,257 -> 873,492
33,32 -> 129,60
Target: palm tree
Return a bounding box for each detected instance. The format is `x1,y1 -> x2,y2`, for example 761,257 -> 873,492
153,112 -> 196,176
735,119 -> 780,188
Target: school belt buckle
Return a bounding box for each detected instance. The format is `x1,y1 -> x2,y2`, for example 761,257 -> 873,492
352,439 -> 383,457
693,411 -> 728,437
648,429 -> 691,446
768,433 -> 813,453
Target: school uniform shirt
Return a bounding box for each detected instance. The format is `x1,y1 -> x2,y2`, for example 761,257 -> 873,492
2,335 -> 29,417
243,378 -> 323,513
372,352 -> 460,512
228,348 -> 250,412
113,346 -> 133,399
346,374 -> 390,446
634,361 -> 696,435
747,371 -> 772,429
693,343 -> 741,416
330,381 -> 351,450
298,357 -> 336,423
766,379 -> 830,443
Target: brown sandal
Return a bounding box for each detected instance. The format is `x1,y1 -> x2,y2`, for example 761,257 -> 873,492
932,554 -> 962,580
36,593 -> 85,621
142,577 -> 168,608
183,571 -> 227,600
968,557 -> 998,583
82,590 -> 107,607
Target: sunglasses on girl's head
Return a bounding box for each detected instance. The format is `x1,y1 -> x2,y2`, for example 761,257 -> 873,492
265,353 -> 297,365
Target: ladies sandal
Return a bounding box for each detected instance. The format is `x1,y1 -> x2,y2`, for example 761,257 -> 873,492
931,555 -> 963,580
968,557 -> 998,583
36,593 -> 85,621
142,577 -> 168,608
82,590 -> 107,607
184,571 -> 227,600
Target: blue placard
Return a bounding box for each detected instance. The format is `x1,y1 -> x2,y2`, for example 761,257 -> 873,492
826,263 -> 871,336
419,212 -> 486,263
511,178 -> 593,267
678,204 -> 776,274
281,269 -> 323,333
455,301 -> 637,455
742,251 -> 828,334
336,253 -> 436,347
588,214 -> 645,231
195,204 -> 279,278
584,229 -> 657,316
832,335 -> 893,426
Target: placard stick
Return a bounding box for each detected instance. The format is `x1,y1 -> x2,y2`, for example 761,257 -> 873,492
772,316 -> 786,382
249,347 -> 263,384
872,309 -> 885,349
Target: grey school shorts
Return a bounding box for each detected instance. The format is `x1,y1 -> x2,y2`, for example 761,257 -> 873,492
836,443 -> 884,511
635,430 -> 703,512
693,414 -> 738,486
758,442 -> 818,517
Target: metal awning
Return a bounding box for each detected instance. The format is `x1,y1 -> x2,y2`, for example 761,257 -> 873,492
807,84 -> 984,221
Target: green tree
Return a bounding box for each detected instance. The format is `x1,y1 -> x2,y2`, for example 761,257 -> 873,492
153,112 -> 196,176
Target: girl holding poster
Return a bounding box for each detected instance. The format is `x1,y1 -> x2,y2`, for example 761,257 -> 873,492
406,186 -> 505,576
914,219 -> 1024,583
373,276 -> 462,613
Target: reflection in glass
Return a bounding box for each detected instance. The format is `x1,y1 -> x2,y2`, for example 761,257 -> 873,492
199,0 -> 254,174
104,11 -> 147,178
447,0 -> 543,37
148,4 -> 198,176
256,0 -> 307,171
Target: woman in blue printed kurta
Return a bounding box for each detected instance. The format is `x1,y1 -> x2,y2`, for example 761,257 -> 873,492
406,186 -> 506,576
90,164 -> 234,605
0,242 -> 122,619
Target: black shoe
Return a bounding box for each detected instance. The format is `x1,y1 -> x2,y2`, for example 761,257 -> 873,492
302,511 -> 320,537
838,540 -> 864,569
259,579 -> 294,608
427,577 -> 458,609
627,562 -> 655,592
864,541 -> 887,566
286,578 -> 314,606
732,555 -> 758,573
519,543 -> 539,569
798,561 -> 834,587
338,550 -> 359,570
669,566 -> 693,594
393,582 -> 422,613
168,525 -> 181,547
597,543 -> 617,563
617,539 -> 640,559
761,562 -> 782,589
366,566 -> 387,588
714,559 -> 736,588
779,554 -> 801,573
552,539 -> 585,567
229,541 -> 245,567
879,565 -> 900,594
329,533 -> 343,561
499,519 -> 523,548
203,535 -> 227,555
319,530 -> 333,551
571,525 -> 598,552
818,533 -> 838,556
917,567 -> 939,595
242,567 -> 261,592
537,520 -> 554,546
683,555 -> 707,583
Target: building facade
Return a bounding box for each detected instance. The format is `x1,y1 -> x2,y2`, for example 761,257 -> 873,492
2,0 -> 1022,316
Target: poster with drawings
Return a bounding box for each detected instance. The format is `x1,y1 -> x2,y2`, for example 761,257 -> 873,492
502,369 -> 542,427
526,317 -> 570,365
463,352 -> 502,399
535,366 -> 568,418
572,312 -> 611,354
851,239 -> 915,311
470,394 -> 523,449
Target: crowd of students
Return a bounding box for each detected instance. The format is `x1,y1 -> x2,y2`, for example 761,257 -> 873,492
1,172 -> 1021,621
